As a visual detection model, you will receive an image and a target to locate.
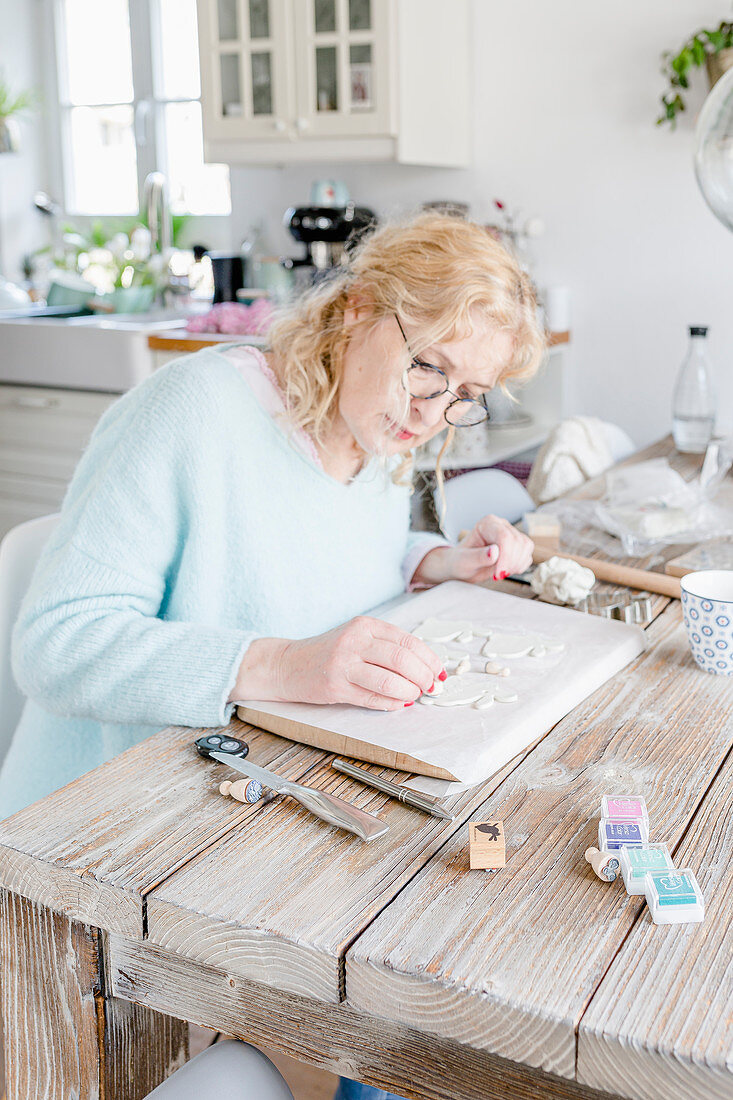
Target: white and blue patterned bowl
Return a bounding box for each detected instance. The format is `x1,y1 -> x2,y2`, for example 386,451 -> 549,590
680,570 -> 733,675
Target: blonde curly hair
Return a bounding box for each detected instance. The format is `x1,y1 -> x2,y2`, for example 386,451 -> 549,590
267,211 -> 547,479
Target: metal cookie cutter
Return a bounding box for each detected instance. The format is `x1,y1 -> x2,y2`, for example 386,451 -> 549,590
579,591 -> 653,624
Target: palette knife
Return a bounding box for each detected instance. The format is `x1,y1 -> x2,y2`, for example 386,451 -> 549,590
196,734 -> 389,843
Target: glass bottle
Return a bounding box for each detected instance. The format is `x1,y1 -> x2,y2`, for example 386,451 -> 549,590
672,326 -> 716,454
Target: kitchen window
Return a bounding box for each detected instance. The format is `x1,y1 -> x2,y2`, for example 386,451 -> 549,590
54,0 -> 231,218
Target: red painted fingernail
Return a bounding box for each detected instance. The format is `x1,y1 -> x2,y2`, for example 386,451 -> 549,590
427,683 -> 434,693
404,701 -> 414,707
501,571 -> 508,579
493,573 -> 499,581
487,549 -> 493,558
438,669 -> 447,681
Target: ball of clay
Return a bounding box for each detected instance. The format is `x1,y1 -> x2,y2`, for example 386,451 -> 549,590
529,556 -> 595,605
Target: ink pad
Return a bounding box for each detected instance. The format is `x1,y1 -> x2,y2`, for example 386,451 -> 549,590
601,794 -> 649,824
598,817 -> 649,851
619,843 -> 673,895
644,868 -> 704,924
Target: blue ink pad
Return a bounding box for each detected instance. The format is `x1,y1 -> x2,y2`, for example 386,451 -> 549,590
645,868 -> 704,924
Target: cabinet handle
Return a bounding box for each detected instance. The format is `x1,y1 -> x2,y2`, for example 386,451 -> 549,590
295,117 -> 309,131
10,396 -> 60,409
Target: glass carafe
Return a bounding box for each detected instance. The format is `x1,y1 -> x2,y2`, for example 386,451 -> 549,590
672,326 -> 716,454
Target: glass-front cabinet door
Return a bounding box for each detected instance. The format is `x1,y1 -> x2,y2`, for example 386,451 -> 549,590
292,0 -> 393,138
197,0 -> 293,140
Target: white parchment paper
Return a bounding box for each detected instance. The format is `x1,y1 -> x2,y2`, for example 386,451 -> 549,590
238,581 -> 646,784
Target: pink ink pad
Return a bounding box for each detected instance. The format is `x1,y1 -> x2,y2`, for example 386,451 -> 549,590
601,794 -> 648,824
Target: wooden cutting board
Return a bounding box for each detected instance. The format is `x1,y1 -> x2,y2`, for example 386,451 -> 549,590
236,581 -> 645,783
664,539 -> 733,578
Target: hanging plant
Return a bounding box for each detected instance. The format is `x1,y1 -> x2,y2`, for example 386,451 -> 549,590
657,21 -> 733,127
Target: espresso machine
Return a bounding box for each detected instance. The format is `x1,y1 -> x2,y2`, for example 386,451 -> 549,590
283,201 -> 376,286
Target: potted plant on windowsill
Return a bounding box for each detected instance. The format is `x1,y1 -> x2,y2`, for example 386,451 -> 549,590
658,20 -> 733,127
0,71 -> 36,153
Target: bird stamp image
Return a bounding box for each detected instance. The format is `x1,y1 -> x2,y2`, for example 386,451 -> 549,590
469,819 -> 506,870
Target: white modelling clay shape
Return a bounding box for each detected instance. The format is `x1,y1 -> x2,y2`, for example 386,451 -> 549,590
431,678 -> 490,707
530,645 -> 547,658
530,556 -> 595,605
413,618 -> 475,642
473,693 -> 494,709
455,656 -> 471,675
425,641 -> 450,663
494,689 -> 519,703
482,633 -> 534,659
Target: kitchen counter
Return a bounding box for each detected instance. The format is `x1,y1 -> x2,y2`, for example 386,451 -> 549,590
148,329 -> 571,352
147,329 -> 267,353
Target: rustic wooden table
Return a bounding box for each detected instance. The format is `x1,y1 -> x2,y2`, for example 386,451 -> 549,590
0,440 -> 731,1100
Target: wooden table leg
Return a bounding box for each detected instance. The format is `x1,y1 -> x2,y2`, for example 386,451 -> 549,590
0,891 -> 188,1099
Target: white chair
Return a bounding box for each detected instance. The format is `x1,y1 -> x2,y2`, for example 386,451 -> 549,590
145,1040 -> 294,1099
0,513 -> 59,765
435,468 -> 535,541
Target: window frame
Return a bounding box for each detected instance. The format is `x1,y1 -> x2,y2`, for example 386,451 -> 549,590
46,0 -> 231,242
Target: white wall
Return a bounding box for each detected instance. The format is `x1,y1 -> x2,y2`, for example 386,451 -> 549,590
0,0 -> 49,284
227,0 -> 733,446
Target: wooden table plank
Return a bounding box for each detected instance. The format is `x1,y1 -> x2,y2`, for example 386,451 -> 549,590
107,933 -> 621,1100
0,723 -> 338,934
144,732 -> 549,1004
142,596 -> 668,1008
577,741 -> 733,1100
0,892 -> 187,1099
344,602 -> 733,1082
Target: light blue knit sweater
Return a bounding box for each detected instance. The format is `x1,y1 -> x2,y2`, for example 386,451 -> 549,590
0,347 -> 445,817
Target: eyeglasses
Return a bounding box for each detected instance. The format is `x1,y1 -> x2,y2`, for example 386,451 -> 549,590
394,315 -> 490,427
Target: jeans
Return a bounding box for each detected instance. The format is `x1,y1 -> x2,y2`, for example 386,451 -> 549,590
333,1079 -> 407,1100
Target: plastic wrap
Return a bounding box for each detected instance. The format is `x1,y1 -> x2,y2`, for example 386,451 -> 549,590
530,442 -> 733,558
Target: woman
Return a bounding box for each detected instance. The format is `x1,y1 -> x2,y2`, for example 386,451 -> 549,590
0,212 -> 544,1100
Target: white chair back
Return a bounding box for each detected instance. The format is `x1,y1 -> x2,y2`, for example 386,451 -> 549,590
0,514 -> 59,764
146,1040 -> 294,1098
435,468 -> 535,541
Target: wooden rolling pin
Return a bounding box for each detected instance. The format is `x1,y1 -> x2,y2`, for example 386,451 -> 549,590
531,546 -> 682,599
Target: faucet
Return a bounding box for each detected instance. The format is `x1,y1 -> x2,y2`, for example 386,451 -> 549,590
143,172 -> 173,306
143,172 -> 172,254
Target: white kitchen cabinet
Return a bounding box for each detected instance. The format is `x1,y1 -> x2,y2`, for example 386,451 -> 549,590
0,386 -> 117,540
197,0 -> 471,166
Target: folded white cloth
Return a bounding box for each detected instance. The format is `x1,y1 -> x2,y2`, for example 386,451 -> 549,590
527,416 -> 616,504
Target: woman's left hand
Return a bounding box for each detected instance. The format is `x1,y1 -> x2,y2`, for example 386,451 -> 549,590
411,515 -> 534,587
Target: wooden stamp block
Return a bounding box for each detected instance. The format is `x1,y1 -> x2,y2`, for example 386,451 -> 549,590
469,820 -> 505,870
524,513 -> 561,550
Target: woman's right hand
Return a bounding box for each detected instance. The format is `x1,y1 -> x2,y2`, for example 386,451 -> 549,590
230,617 -> 446,710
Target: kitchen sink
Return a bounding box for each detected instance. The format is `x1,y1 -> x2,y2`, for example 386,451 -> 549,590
0,309 -> 200,392
63,310 -> 189,330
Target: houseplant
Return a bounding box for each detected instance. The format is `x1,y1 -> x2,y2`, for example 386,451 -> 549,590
41,216 -> 190,311
0,71 -> 36,153
658,20 -> 733,127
